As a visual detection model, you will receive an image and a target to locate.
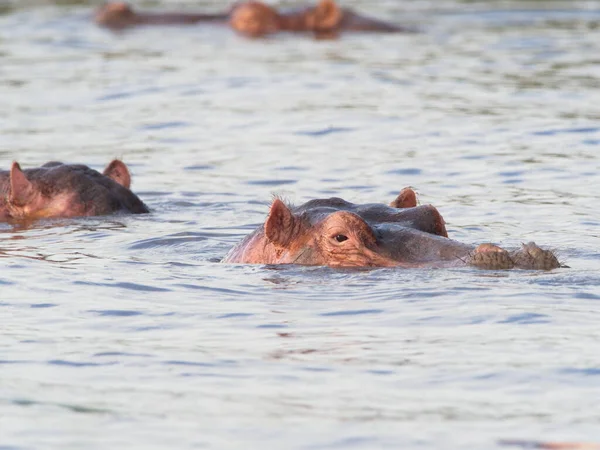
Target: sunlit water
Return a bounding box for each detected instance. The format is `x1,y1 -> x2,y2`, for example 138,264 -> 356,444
1,0 -> 600,448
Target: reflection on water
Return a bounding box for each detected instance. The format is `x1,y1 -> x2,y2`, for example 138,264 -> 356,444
1,1 -> 600,449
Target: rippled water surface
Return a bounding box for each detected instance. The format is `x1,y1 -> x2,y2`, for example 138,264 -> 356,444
1,0 -> 600,448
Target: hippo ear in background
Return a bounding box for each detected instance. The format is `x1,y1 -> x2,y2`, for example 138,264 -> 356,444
390,187 -> 418,208
98,1 -> 131,13
109,2 -> 133,14
103,160 -> 131,189
95,1 -> 134,23
265,199 -> 297,247
9,162 -> 36,207
311,0 -> 342,30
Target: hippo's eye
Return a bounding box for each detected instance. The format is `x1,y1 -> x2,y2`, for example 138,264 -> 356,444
334,234 -> 348,243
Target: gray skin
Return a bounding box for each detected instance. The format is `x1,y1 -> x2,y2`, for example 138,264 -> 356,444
223,192 -> 561,270
0,160 -> 148,222
291,197 -> 448,238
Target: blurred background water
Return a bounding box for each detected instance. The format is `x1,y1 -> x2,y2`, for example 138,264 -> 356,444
1,1 -> 600,448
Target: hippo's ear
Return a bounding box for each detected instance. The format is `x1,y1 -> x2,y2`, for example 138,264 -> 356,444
95,2 -> 135,27
98,2 -> 134,17
311,0 -> 343,31
108,2 -> 133,14
9,162 -> 36,207
265,199 -> 297,247
103,160 -> 131,189
390,187 -> 417,208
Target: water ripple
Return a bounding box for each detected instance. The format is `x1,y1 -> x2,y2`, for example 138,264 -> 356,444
48,360 -> 118,368
89,310 -> 143,317
73,281 -> 171,292
532,127 -> 600,136
294,126 -> 354,137
138,121 -> 191,130
320,309 -> 385,317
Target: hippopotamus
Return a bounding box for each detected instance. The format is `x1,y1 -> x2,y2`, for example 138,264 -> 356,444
95,1 -> 409,37
229,0 -> 409,37
223,188 -> 561,270
94,2 -> 228,30
0,160 -> 149,222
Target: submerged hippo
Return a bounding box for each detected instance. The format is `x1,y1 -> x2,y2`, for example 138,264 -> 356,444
94,2 -> 228,30
223,188 -> 561,270
229,0 -> 409,37
95,1 -> 409,37
0,160 -> 149,222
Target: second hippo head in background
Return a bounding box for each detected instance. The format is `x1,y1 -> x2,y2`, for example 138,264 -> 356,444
0,160 -> 148,223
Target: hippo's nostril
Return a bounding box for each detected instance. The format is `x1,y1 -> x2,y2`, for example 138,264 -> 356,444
335,234 -> 348,243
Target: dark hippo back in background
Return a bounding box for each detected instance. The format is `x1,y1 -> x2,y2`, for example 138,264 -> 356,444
95,1 -> 410,38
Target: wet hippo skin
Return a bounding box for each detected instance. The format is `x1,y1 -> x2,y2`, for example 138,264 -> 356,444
0,160 -> 149,222
95,1 -> 411,37
223,188 -> 561,270
229,0 -> 411,37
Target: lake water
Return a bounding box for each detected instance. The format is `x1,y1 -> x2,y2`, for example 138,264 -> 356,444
1,0 -> 600,448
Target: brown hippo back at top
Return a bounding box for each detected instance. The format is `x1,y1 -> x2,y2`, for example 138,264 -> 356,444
0,160 -> 149,222
223,188 -> 561,270
95,1 -> 411,37
95,2 -> 228,30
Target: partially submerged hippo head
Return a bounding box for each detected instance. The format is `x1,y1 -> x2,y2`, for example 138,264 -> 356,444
0,160 -> 149,222
223,189 -> 561,270
95,0 -> 407,36
229,0 -> 405,37
224,188 -> 452,267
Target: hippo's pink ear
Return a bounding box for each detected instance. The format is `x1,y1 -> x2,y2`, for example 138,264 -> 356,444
95,2 -> 134,22
103,160 -> 131,189
9,162 -> 36,207
390,187 -> 417,208
310,0 -> 342,31
265,199 -> 297,247
229,1 -> 280,37
107,2 -> 133,14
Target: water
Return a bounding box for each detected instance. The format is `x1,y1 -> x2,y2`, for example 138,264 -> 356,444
1,0 -> 600,448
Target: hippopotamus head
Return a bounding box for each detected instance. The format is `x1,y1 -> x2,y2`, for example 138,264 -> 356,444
259,198 -> 452,267
229,0 -> 407,37
223,189 -> 474,267
229,0 -> 343,37
0,160 -> 148,222
95,2 -> 138,29
224,189 -> 562,270
95,0 -> 405,36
